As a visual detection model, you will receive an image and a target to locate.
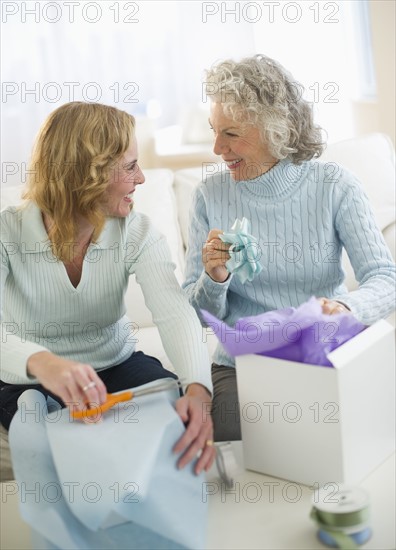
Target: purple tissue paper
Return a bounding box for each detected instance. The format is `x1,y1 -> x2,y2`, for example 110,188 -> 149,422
201,297 -> 366,367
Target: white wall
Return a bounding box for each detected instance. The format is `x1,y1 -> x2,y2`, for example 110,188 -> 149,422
369,0 -> 395,146
1,1 -> 395,181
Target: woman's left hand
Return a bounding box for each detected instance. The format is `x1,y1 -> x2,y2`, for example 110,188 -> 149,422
173,383 -> 216,475
318,297 -> 351,315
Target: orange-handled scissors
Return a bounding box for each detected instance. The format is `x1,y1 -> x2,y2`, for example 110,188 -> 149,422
71,391 -> 133,419
71,379 -> 182,420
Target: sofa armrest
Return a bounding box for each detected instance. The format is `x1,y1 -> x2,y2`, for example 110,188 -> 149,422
321,133 -> 395,231
383,222 -> 396,260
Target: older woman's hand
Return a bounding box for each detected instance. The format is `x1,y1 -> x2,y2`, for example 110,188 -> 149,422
318,297 -> 351,315
203,229 -> 230,283
27,351 -> 107,421
173,383 -> 216,475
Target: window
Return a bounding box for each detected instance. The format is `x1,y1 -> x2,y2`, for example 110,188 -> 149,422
1,0 -> 377,185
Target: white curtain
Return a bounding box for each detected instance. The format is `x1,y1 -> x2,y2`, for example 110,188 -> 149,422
1,0 -> 374,186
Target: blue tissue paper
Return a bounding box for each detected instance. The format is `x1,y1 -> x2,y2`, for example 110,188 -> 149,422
8,380 -> 208,549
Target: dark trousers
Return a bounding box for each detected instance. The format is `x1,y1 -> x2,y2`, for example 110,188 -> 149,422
0,351 -> 177,430
211,364 -> 242,442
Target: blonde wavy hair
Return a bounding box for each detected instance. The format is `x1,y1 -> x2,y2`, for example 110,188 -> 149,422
205,54 -> 325,163
23,102 -> 135,261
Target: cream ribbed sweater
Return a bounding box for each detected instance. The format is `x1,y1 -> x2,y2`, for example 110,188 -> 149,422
1,202 -> 212,390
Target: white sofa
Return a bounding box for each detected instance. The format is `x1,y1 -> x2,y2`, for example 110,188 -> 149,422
0,132 -> 395,484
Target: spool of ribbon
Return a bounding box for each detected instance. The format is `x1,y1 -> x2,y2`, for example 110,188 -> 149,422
219,217 -> 262,283
310,485 -> 371,549
215,442 -> 243,489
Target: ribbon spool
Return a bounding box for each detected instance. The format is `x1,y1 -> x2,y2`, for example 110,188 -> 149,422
215,442 -> 242,489
310,485 -> 371,550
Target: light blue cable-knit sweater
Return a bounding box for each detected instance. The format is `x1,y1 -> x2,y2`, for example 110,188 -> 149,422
182,158 -> 396,367
0,202 -> 212,390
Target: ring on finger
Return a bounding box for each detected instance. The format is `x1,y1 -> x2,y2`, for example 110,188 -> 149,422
82,381 -> 96,392
205,439 -> 214,447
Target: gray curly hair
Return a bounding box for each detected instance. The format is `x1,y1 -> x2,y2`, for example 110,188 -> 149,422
205,54 -> 325,163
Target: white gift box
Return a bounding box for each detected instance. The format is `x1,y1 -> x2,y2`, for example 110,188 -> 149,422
235,320 -> 395,486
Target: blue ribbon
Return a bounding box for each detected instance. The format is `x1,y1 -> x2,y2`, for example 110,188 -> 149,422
219,217 -> 262,283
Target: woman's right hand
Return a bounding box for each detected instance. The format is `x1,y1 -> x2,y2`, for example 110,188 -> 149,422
27,351 -> 107,420
203,229 -> 231,283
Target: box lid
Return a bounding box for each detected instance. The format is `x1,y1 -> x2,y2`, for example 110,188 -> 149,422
327,320 -> 394,369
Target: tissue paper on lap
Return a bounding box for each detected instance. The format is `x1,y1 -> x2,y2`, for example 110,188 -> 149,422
8,383 -> 207,550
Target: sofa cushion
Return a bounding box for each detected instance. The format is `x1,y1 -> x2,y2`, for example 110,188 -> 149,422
173,166 -> 211,249
320,133 -> 395,231
125,169 -> 185,327
1,185 -> 25,210
134,168 -> 185,279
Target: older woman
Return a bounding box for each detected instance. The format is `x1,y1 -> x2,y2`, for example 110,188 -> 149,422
0,101 -> 215,474
182,55 -> 396,441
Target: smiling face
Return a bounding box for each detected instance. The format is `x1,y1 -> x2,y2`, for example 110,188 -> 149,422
106,136 -> 145,217
209,102 -> 278,181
